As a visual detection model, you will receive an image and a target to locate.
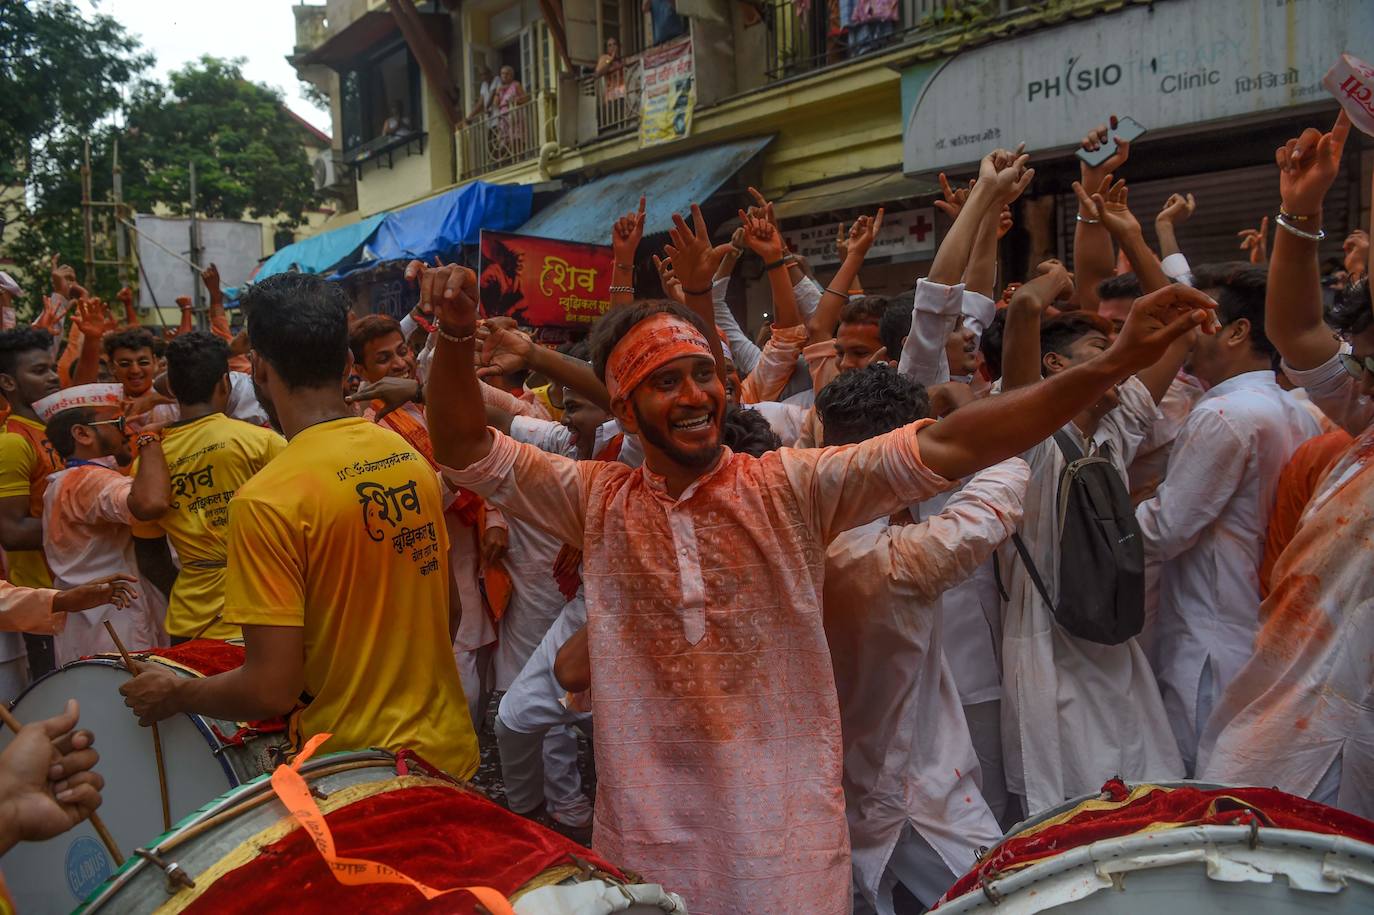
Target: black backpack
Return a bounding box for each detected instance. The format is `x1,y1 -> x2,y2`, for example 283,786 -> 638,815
1004,430 -> 1145,645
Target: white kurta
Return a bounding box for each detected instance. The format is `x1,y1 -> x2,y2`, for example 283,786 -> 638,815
492,514 -> 567,690
825,461 -> 1027,909
1136,370 -> 1319,770
1000,377 -> 1183,814
1199,355 -> 1374,816
42,462 -> 168,665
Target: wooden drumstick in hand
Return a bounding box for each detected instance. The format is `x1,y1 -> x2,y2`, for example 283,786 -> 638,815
103,622 -> 172,832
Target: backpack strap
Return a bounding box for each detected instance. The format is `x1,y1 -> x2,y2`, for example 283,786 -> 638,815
1008,532 -> 1055,610
1051,428 -> 1085,462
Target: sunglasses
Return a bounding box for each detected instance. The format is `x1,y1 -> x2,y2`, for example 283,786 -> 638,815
84,416 -> 127,434
1339,353 -> 1374,379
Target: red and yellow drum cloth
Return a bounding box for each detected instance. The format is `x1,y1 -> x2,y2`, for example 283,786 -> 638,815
937,778 -> 1374,907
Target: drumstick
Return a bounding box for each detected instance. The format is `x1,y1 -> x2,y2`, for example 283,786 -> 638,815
0,704 -> 125,866
103,622 -> 172,832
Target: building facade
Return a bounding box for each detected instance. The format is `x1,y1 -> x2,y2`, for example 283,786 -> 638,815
289,0 -> 1371,331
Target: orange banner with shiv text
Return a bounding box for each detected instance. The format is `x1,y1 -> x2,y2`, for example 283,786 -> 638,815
269,733 -> 516,914
478,230 -> 614,329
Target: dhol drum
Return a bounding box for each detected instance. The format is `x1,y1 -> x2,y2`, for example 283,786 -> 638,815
935,778 -> 1374,913
0,640 -> 288,914
80,748 -> 687,914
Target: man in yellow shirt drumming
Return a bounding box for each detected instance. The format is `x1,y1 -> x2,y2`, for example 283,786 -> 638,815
120,274 -> 479,778
132,332 -> 286,642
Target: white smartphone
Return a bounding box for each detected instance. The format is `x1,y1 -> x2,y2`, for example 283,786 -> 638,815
1075,116 -> 1147,167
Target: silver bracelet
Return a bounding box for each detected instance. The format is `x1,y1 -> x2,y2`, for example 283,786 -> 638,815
1274,212 -> 1325,242
436,324 -> 476,344
609,284 -> 635,294
1075,213 -> 1101,225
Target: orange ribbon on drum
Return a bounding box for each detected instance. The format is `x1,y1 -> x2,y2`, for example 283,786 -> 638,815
270,733 -> 517,914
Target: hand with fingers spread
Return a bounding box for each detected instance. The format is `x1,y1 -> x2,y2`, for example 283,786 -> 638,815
72,298 -> 117,339
738,208 -> 787,263
612,196 -> 647,266
1107,284 -> 1218,374
0,699 -> 103,852
1157,192 -> 1196,227
1073,175 -> 1140,240
53,575 -> 139,614
49,255 -> 76,299
1079,115 -> 1132,189
33,295 -> 63,334
1276,110 -> 1351,218
652,255 -> 686,304
933,173 -> 973,219
664,204 -> 733,295
1010,259 -> 1074,313
1238,217 -> 1270,265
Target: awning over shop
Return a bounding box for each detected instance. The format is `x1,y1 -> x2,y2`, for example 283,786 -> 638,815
254,214 -> 387,281
355,180 -> 534,269
771,170 -> 940,220
517,136 -> 773,244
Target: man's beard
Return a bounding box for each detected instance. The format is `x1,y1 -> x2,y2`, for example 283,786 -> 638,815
251,374 -> 283,434
632,402 -> 722,471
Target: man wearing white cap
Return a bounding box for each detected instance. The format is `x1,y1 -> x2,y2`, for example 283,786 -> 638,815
36,384 -> 172,663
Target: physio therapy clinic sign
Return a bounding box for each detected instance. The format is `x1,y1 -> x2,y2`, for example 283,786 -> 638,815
900,0 -> 1374,176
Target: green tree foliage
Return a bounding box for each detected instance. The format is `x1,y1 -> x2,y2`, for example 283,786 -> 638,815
0,0 -> 149,186
6,53 -> 318,311
121,57 -> 318,223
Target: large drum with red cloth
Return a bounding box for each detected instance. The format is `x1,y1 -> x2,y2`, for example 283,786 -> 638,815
934,779 -> 1374,913
0,641 -> 288,914
79,749 -> 686,914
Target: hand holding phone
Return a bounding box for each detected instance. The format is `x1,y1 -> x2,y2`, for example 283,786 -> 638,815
1077,115 -> 1147,168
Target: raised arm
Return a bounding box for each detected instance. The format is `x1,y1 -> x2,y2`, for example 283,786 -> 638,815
664,204 -> 732,380
202,264 -> 233,343
1000,260 -> 1073,391
1154,193 -> 1196,284
1266,111 -> 1351,371
609,197 -> 646,309
807,209 -> 885,345
70,299 -> 116,386
481,327 -> 612,413
1074,177 -> 1170,293
411,260 -> 493,470
115,286 -> 138,327
126,438 -> 171,521
1072,120 -> 1132,312
917,284 -> 1216,480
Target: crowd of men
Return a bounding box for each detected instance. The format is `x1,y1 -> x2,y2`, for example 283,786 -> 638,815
0,108 -> 1367,914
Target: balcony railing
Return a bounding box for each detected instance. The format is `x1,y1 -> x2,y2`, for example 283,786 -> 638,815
765,0 -> 1035,81
577,54 -> 645,139
458,95 -> 543,180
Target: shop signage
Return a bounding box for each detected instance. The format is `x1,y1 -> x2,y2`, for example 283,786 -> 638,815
478,230 -> 614,328
783,207 -> 937,268
901,0 -> 1374,175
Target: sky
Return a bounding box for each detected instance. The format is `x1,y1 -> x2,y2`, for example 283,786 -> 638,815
77,0 -> 333,135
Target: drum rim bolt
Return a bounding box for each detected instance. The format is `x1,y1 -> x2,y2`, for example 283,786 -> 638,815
978,871 -> 1004,905
310,784 -> 330,801
134,846 -> 197,893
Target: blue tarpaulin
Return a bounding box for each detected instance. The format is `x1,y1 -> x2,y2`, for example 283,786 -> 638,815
516,136 -> 772,244
351,180 -> 534,271
251,180 -> 534,283
254,213 -> 386,281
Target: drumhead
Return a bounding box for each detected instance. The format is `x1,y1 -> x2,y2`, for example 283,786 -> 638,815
0,658 -> 256,913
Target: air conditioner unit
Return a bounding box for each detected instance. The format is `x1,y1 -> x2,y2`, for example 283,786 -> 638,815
312,149 -> 348,191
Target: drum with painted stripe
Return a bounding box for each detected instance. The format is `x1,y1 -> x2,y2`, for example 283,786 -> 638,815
0,642 -> 288,914
79,749 -> 686,914
936,779 -> 1374,913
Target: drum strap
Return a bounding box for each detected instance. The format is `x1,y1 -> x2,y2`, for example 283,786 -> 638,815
271,734 -> 517,914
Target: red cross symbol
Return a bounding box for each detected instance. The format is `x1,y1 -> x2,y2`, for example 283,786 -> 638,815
909,212 -> 934,242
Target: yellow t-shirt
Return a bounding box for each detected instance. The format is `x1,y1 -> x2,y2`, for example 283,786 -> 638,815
132,413 -> 286,639
221,417 -> 478,778
0,417 -> 58,589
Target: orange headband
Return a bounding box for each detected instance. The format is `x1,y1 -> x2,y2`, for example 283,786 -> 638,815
605,312 -> 713,402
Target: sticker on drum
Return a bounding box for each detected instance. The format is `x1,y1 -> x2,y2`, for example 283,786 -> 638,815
64,835 -> 112,903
